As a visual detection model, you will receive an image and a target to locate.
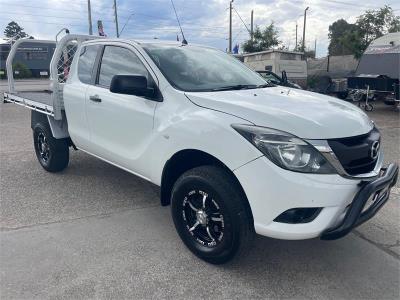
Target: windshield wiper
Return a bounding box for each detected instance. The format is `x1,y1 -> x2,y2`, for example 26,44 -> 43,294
256,83 -> 274,88
211,84 -> 259,91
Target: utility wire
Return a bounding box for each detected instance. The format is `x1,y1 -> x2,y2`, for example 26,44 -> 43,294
1,12 -> 240,35
232,28 -> 244,44
0,11 -> 114,23
0,2 -> 87,13
2,19 -> 84,27
232,6 -> 250,34
324,0 -> 385,9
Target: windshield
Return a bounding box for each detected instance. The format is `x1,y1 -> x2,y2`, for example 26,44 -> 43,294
142,43 -> 267,92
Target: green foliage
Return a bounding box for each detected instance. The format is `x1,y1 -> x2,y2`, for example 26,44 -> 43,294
12,62 -> 32,79
288,39 -> 314,60
357,5 -> 400,43
242,23 -> 281,53
292,38 -> 315,58
328,5 -> 400,58
307,77 -> 318,89
3,21 -> 31,40
328,19 -> 358,56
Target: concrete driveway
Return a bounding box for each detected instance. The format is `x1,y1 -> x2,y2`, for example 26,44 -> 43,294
0,99 -> 399,299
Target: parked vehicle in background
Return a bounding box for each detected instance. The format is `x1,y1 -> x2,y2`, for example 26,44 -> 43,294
257,70 -> 302,89
3,33 -> 398,264
240,49 -> 307,88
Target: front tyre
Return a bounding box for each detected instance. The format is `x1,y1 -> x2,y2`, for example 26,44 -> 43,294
171,166 -> 254,264
33,123 -> 69,172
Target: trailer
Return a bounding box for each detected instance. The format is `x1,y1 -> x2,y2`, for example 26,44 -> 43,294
347,32 -> 400,111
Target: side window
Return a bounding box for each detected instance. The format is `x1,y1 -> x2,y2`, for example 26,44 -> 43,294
98,46 -> 152,88
78,45 -> 99,84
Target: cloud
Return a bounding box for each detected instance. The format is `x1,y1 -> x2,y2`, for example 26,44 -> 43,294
0,0 -> 398,57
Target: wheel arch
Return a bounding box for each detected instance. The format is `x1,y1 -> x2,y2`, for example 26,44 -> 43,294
160,149 -> 254,224
31,111 -> 70,139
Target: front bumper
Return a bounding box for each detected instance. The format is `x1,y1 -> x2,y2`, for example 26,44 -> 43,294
321,163 -> 398,240
234,156 -> 398,240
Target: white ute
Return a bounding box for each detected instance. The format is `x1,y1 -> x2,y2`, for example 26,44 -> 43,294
4,33 -> 398,264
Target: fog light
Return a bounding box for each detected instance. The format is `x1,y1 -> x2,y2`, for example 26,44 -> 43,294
274,207 -> 322,224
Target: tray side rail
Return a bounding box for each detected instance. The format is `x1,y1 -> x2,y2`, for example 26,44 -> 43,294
3,92 -> 54,116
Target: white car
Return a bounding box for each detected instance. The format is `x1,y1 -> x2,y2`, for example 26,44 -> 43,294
4,36 -> 398,264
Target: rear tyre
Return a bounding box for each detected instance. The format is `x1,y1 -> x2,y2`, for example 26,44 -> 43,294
33,123 -> 69,172
171,166 -> 254,264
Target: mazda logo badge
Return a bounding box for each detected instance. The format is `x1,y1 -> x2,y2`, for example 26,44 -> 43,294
370,141 -> 380,159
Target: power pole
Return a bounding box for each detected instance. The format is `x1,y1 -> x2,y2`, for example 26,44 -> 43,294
302,6 -> 309,52
113,0 -> 120,38
229,0 -> 234,53
87,0 -> 93,35
295,22 -> 298,51
250,10 -> 254,41
314,38 -> 317,58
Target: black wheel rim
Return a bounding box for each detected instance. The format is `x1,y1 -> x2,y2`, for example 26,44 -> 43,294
182,190 -> 225,248
37,132 -> 50,163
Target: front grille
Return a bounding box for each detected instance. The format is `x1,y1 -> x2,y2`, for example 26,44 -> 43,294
328,127 -> 380,175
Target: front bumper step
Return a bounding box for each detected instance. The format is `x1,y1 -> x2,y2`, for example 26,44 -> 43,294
321,163 -> 399,240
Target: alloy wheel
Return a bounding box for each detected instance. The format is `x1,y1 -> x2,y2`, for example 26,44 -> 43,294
182,190 -> 225,247
37,132 -> 50,163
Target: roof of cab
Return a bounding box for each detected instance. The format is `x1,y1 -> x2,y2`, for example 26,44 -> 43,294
83,38 -> 183,46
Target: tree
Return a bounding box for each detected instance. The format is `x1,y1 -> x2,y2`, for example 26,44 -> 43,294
328,6 -> 400,58
242,22 -> 281,53
4,21 -> 30,40
293,39 -> 315,58
328,19 -> 358,56
337,30 -> 364,59
356,5 -> 400,49
12,62 -> 32,79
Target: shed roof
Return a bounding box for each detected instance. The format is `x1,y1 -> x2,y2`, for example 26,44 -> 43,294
241,49 -> 304,57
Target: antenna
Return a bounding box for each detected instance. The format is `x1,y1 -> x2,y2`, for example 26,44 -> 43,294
170,0 -> 187,45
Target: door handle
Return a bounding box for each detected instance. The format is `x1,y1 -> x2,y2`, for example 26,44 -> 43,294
89,95 -> 102,102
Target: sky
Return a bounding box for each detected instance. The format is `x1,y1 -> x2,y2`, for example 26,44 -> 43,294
0,0 -> 398,57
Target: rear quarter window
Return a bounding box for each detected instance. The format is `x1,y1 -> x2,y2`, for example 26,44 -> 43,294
78,45 -> 100,84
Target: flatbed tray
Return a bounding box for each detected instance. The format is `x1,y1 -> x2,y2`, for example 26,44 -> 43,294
3,91 -> 54,116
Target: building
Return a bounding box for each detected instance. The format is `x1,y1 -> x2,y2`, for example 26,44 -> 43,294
0,40 -> 56,79
240,50 -> 308,87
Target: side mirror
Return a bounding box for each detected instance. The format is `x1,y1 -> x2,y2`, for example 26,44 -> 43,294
110,75 -> 154,98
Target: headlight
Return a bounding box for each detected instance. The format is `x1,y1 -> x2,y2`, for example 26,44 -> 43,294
232,124 -> 336,174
